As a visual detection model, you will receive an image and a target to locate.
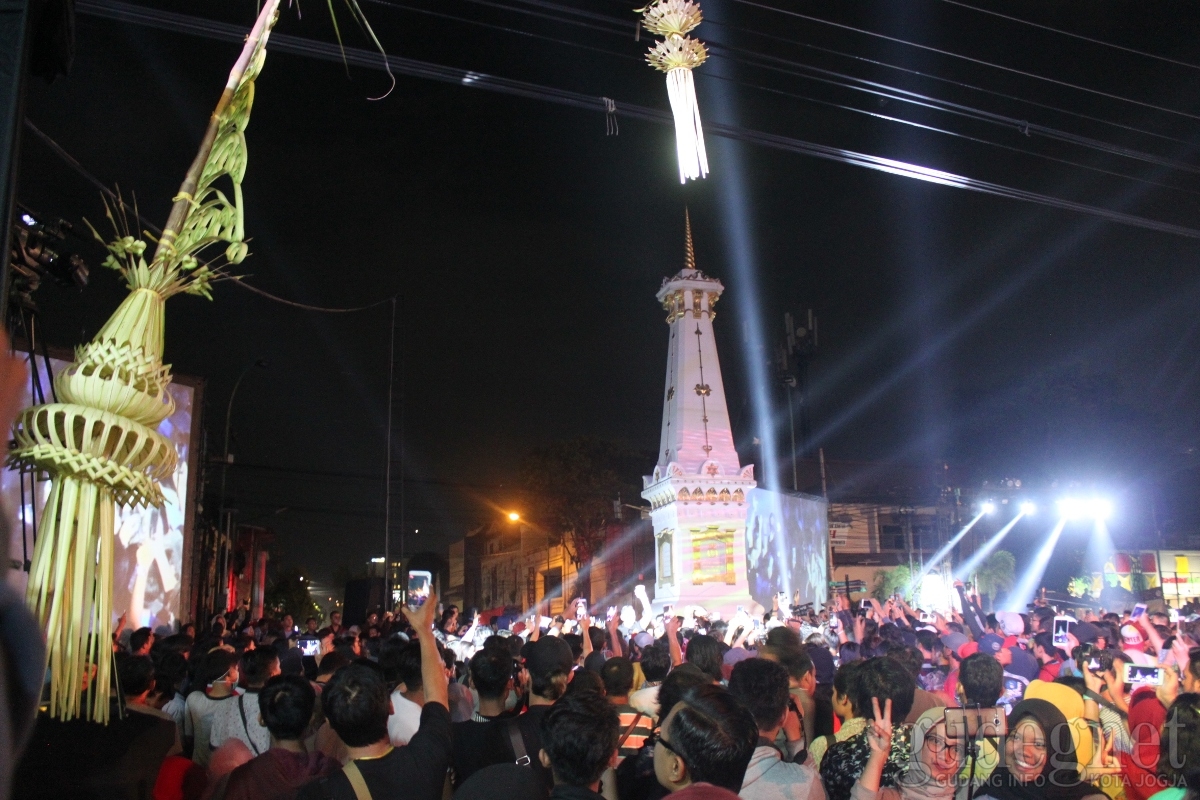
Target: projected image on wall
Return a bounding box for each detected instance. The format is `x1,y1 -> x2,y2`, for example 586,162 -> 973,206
745,489 -> 828,609
3,355 -> 196,632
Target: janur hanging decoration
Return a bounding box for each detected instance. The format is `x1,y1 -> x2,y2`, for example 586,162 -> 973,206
11,0 -> 282,722
640,0 -> 709,183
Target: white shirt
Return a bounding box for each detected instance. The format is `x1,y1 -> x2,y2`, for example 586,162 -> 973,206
387,690 -> 424,746
183,690 -> 242,765
208,690 -> 271,756
629,683 -> 661,722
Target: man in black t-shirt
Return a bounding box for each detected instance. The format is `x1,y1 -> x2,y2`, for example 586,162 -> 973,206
452,646 -> 518,788
298,594 -> 451,800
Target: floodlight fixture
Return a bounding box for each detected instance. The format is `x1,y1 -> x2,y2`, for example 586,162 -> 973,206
981,501 -> 996,515
1088,498 -> 1113,522
1019,501 -> 1036,516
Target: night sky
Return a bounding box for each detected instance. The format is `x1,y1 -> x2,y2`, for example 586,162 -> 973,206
14,0 -> 1200,590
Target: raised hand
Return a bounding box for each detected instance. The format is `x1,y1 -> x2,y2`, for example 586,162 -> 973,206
867,697 -> 893,754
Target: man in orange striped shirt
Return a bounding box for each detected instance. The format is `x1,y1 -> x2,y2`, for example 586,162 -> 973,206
601,657 -> 655,761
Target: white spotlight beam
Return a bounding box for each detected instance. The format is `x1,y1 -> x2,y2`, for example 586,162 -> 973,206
954,512 -> 1026,580
1004,519 -> 1068,611
912,511 -> 986,586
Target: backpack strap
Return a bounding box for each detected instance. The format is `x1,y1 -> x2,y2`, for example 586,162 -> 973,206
618,713 -> 644,748
344,761 -> 374,800
238,694 -> 262,756
506,718 -> 531,766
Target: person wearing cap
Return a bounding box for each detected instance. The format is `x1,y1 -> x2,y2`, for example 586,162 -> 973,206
511,636 -> 577,794
1120,625 -> 1157,666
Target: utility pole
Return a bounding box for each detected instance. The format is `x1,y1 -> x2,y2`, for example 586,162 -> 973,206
779,309 -> 818,492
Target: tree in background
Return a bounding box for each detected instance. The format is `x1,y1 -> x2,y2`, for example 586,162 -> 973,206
872,564 -> 915,603
974,550 -> 1016,611
518,437 -> 648,597
265,568 -> 322,624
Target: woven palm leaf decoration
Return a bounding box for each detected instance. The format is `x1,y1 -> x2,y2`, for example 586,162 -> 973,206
640,0 -> 709,183
11,0 -> 281,722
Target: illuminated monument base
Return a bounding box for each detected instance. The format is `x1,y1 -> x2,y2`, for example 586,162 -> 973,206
643,461 -> 757,615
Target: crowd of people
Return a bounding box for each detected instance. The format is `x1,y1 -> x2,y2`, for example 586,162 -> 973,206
13,579 -> 1200,800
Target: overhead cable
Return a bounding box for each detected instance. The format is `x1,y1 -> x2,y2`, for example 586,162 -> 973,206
371,0 -> 1200,174
24,117 -> 398,313
76,0 -> 1200,240
728,0 -> 1200,123
516,0 -> 1197,146
932,0 -> 1200,73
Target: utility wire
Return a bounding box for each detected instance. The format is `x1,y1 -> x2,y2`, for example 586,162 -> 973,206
75,0 -> 1200,239
371,0 -> 1200,176
24,118 -> 399,313
728,0 -> 1200,123
507,0 -> 1199,147
932,0 -> 1200,73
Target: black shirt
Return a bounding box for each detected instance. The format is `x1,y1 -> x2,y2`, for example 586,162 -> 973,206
549,785 -> 606,800
514,704 -> 554,793
451,714 -> 517,789
297,702 -> 452,800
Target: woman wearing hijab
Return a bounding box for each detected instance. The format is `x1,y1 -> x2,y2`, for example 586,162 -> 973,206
852,701 -> 962,800
976,698 -> 1106,800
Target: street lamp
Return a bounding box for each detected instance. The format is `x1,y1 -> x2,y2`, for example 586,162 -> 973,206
508,512 -> 521,522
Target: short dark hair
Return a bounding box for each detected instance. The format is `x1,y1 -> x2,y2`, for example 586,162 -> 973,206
915,630 -> 942,656
601,657 -> 634,697
657,663 -> 710,720
760,644 -> 814,683
129,627 -> 154,653
566,670 -> 606,697
640,644 -> 671,683
665,684 -> 758,793
541,689 -> 619,786
318,651 -> 351,678
118,655 -> 156,696
884,645 -> 923,681
1033,632 -> 1066,661
852,657 -> 915,724
387,640 -> 423,692
469,648 -> 513,700
323,663 -> 390,747
1162,693 -> 1200,790
958,653 -> 1003,708
197,648 -> 240,689
684,634 -> 724,682
260,674 -> 316,740
833,660 -> 863,715
728,658 -> 790,732
241,647 -> 280,688
838,641 -> 862,664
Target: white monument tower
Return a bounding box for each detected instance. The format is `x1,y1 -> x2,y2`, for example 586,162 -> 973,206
642,212 -> 756,615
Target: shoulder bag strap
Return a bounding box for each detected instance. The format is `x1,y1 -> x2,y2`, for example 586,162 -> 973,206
506,718 -> 531,766
617,713 -> 644,748
343,761 -> 374,800
238,694 -> 262,756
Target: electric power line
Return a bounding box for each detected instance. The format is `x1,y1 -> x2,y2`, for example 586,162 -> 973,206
370,0 -> 1200,178
727,0 -> 1200,123
75,0 -> 1200,239
931,0 -> 1200,73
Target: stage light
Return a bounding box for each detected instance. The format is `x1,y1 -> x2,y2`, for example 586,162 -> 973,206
1004,519 -> 1067,611
1057,497 -> 1111,522
507,512 -> 521,522
1088,498 -> 1113,521
1057,497 -> 1087,521
1019,501 -> 1036,516
981,501 -> 996,515
954,510 -> 1028,579
913,511 -> 986,586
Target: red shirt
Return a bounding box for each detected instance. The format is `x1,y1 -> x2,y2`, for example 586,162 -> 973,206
1037,658 -> 1062,683
1120,686 -> 1170,800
